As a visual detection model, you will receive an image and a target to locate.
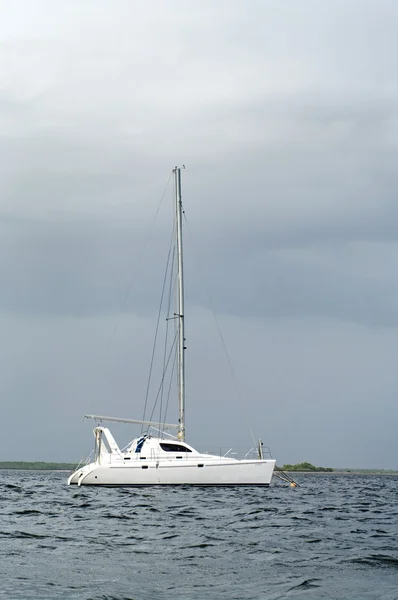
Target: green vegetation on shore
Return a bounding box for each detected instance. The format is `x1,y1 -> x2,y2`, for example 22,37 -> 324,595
281,462 -> 334,472
0,462 -> 77,471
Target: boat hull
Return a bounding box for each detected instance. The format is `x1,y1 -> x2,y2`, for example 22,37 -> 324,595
68,459 -> 276,487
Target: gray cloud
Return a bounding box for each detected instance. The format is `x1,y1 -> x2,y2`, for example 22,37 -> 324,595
0,0 -> 398,468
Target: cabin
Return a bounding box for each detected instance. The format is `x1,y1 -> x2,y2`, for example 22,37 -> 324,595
94,427 -> 201,463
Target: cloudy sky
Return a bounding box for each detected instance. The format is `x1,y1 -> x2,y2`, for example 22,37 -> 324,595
1,0 -> 397,469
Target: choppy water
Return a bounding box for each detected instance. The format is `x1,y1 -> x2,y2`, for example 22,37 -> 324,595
1,471 -> 397,600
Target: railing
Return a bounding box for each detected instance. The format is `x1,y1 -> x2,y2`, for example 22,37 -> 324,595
191,446 -> 273,460
89,445 -> 273,465
71,450 -> 94,472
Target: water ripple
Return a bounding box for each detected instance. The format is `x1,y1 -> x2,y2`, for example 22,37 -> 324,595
0,471 -> 397,599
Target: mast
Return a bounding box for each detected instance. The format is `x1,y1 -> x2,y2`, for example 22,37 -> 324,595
174,166 -> 186,441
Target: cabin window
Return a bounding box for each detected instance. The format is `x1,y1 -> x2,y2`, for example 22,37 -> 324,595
159,443 -> 192,453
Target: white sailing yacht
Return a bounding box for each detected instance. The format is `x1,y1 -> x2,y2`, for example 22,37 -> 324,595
68,167 -> 276,487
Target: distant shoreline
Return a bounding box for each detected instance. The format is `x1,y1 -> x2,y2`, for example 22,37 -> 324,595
0,462 -> 77,471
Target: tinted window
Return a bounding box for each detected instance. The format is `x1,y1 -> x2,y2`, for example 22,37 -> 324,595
160,443 -> 192,453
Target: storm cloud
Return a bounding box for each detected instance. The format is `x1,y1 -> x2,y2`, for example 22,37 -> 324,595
1,0 -> 397,469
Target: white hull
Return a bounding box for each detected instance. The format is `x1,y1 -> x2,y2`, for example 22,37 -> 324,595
68,459 -> 275,486
68,427 -> 275,487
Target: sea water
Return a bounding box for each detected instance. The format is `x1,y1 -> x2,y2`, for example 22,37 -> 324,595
1,471 -> 397,600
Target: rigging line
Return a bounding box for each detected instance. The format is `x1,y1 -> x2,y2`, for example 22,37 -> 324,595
159,242 -> 176,431
159,273 -> 178,433
161,342 -> 178,437
107,171 -> 173,350
157,246 -> 178,428
148,328 -> 179,424
141,219 -> 176,432
182,210 -> 258,445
